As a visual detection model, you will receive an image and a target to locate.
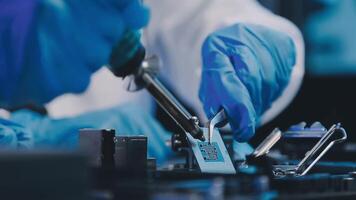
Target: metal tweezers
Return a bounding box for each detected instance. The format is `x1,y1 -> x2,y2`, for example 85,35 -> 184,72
208,109 -> 228,144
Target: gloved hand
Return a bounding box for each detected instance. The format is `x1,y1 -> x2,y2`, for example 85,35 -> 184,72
8,104 -> 172,164
0,0 -> 149,108
199,23 -> 296,142
233,141 -> 254,161
0,118 -> 33,149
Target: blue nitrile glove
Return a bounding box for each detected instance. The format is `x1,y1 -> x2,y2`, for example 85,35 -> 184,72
199,23 -> 296,142
233,141 -> 254,161
0,0 -> 149,108
9,104 -> 172,164
0,118 -> 33,149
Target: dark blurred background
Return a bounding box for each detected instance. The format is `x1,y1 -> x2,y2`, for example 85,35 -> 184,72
253,0 -> 356,145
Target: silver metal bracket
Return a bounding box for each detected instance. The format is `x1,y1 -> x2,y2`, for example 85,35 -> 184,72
252,123 -> 347,177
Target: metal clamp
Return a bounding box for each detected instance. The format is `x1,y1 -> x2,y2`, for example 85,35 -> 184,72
272,123 -> 347,177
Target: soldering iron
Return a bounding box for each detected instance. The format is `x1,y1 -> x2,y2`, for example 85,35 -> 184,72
108,30 -> 204,141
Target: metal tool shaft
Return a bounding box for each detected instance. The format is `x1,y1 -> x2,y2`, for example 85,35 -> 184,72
109,34 -> 204,141
140,72 -> 204,141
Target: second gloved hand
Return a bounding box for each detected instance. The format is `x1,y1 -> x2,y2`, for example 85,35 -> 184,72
199,23 -> 296,142
9,104 -> 172,164
0,118 -> 33,149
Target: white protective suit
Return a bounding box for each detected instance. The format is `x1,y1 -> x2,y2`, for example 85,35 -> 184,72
46,0 -> 305,127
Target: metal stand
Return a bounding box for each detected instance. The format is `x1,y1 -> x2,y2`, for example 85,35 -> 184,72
251,123 -> 347,177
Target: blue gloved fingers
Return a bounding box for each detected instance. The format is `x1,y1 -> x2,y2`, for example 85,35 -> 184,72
38,0 -> 149,73
242,24 -> 296,103
61,1 -> 126,71
65,0 -> 150,42
0,123 -> 17,148
119,0 -> 150,30
48,0 -> 149,69
200,37 -> 257,142
0,118 -> 33,149
34,2 -> 121,99
200,69 -> 257,142
233,141 -> 254,160
204,24 -> 295,114
200,23 -> 296,142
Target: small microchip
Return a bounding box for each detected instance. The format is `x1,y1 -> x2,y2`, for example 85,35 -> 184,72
198,142 -> 224,162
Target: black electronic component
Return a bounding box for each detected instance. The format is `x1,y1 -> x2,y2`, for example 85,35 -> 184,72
79,129 -> 116,168
115,135 -> 147,174
79,129 -> 147,173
